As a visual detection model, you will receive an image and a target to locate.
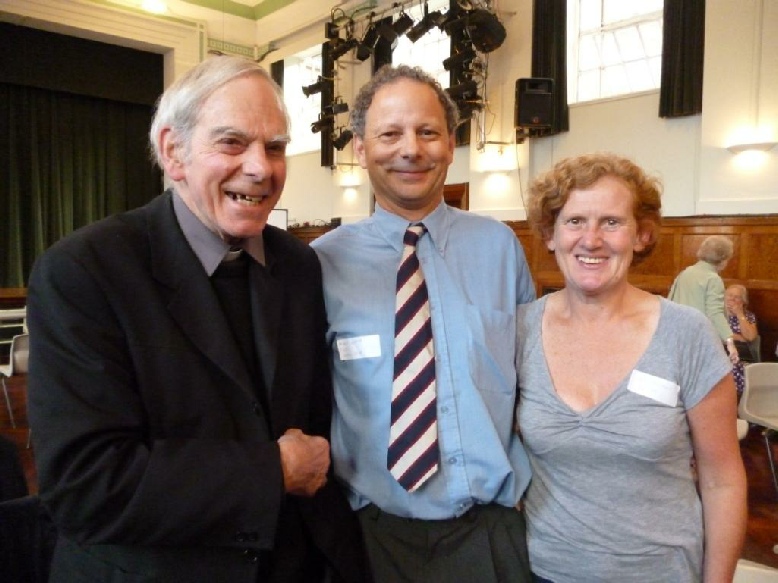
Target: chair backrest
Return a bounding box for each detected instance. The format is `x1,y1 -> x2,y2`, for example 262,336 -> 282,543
739,362 -> 778,427
9,334 -> 29,376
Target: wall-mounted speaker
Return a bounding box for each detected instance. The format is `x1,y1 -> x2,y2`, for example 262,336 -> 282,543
515,78 -> 554,128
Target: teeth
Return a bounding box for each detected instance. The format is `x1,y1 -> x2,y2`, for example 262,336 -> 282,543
578,256 -> 604,264
227,191 -> 262,206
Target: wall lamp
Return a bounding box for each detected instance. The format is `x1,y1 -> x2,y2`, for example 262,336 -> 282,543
311,115 -> 335,134
726,141 -> 777,154
303,77 -> 330,97
332,128 -> 354,150
443,47 -> 476,71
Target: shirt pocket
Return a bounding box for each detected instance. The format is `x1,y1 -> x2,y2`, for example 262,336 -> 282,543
465,304 -> 516,394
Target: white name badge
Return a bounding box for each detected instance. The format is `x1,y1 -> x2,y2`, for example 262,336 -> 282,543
336,335 -> 382,361
627,370 -> 680,407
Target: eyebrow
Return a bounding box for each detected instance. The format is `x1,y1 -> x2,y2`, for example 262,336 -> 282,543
208,126 -> 290,144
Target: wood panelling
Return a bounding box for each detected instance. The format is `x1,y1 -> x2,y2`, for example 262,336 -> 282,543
507,215 -> 778,362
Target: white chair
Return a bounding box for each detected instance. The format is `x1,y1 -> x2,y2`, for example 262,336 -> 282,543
739,362 -> 778,497
0,333 -> 29,429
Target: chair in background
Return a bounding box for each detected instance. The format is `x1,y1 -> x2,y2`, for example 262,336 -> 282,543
739,362 -> 778,497
0,333 -> 29,429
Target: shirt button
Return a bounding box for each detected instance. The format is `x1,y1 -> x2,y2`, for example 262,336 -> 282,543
440,406 -> 449,414
448,457 -> 457,465
252,401 -> 262,416
242,549 -> 259,563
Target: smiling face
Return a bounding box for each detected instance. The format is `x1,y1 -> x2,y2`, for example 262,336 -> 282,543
159,73 -> 289,243
548,175 -> 650,297
354,78 -> 455,221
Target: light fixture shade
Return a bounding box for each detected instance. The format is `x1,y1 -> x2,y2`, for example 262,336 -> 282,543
333,128 -> 354,150
323,100 -> 349,116
726,141 -> 777,154
311,115 -> 335,134
392,12 -> 414,36
303,78 -> 327,97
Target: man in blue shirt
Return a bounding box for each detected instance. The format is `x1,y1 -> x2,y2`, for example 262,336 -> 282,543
312,65 -> 535,582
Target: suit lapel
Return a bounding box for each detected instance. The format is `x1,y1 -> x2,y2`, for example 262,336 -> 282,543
249,247 -> 282,400
145,194 -> 258,403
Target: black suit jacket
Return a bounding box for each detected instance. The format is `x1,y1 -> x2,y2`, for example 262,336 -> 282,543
27,192 -> 369,582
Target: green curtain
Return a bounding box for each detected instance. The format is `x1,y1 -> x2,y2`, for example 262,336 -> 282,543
0,83 -> 161,288
659,0 -> 705,117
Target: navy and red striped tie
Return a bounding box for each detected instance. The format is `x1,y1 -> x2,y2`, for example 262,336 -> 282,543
388,224 -> 439,492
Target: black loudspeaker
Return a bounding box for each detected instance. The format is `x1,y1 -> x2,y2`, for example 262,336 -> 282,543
515,78 -> 554,128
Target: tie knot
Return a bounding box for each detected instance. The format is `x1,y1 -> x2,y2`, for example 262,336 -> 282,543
404,224 -> 426,247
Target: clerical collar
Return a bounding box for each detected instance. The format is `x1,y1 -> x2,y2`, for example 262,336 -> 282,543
171,190 -> 266,276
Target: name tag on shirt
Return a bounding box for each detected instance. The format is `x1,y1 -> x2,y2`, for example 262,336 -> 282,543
337,335 -> 381,361
627,370 -> 680,407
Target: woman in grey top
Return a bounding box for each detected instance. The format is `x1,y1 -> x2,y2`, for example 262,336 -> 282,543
517,153 -> 746,582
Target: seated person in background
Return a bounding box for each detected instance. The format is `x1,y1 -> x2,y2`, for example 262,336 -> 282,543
725,284 -> 758,396
668,235 -> 739,364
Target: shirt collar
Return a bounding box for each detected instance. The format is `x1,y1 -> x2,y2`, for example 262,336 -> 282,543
172,190 -> 266,276
371,200 -> 451,254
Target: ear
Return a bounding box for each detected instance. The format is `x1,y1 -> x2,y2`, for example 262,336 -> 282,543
634,226 -> 651,252
159,128 -> 186,181
353,136 -> 367,169
545,238 -> 556,252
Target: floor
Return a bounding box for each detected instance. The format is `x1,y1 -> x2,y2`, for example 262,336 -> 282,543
3,373 -> 778,571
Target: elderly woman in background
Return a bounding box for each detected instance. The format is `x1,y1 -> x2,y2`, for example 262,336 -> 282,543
725,284 -> 759,395
517,152 -> 746,583
668,235 -> 739,364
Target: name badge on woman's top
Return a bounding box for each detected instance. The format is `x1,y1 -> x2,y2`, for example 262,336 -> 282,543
627,370 -> 680,407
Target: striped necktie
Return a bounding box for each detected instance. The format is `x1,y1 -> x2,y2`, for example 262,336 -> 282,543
388,224 -> 439,492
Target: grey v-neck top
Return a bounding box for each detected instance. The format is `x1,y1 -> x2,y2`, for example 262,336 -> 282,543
516,296 -> 731,583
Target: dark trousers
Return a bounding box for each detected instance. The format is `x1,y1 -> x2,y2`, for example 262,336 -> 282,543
357,503 -> 530,583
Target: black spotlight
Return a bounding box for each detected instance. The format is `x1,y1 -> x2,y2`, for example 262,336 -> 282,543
445,79 -> 478,100
356,21 -> 381,61
323,99 -> 349,116
377,20 -> 399,43
303,77 -> 328,97
332,128 -> 353,150
311,115 -> 335,134
406,10 -> 444,42
330,36 -> 359,60
442,47 -> 476,71
392,12 -> 414,37
465,9 -> 506,53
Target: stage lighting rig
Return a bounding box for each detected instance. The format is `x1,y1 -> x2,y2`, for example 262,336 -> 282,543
330,36 -> 359,60
392,11 -> 414,37
332,128 -> 354,151
323,99 -> 349,116
443,47 -> 476,71
356,18 -> 381,61
406,8 -> 445,42
445,79 -> 478,101
302,77 -> 331,97
464,9 -> 506,53
311,115 -> 335,134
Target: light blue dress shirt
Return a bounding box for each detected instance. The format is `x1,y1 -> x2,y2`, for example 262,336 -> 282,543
312,202 -> 536,519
